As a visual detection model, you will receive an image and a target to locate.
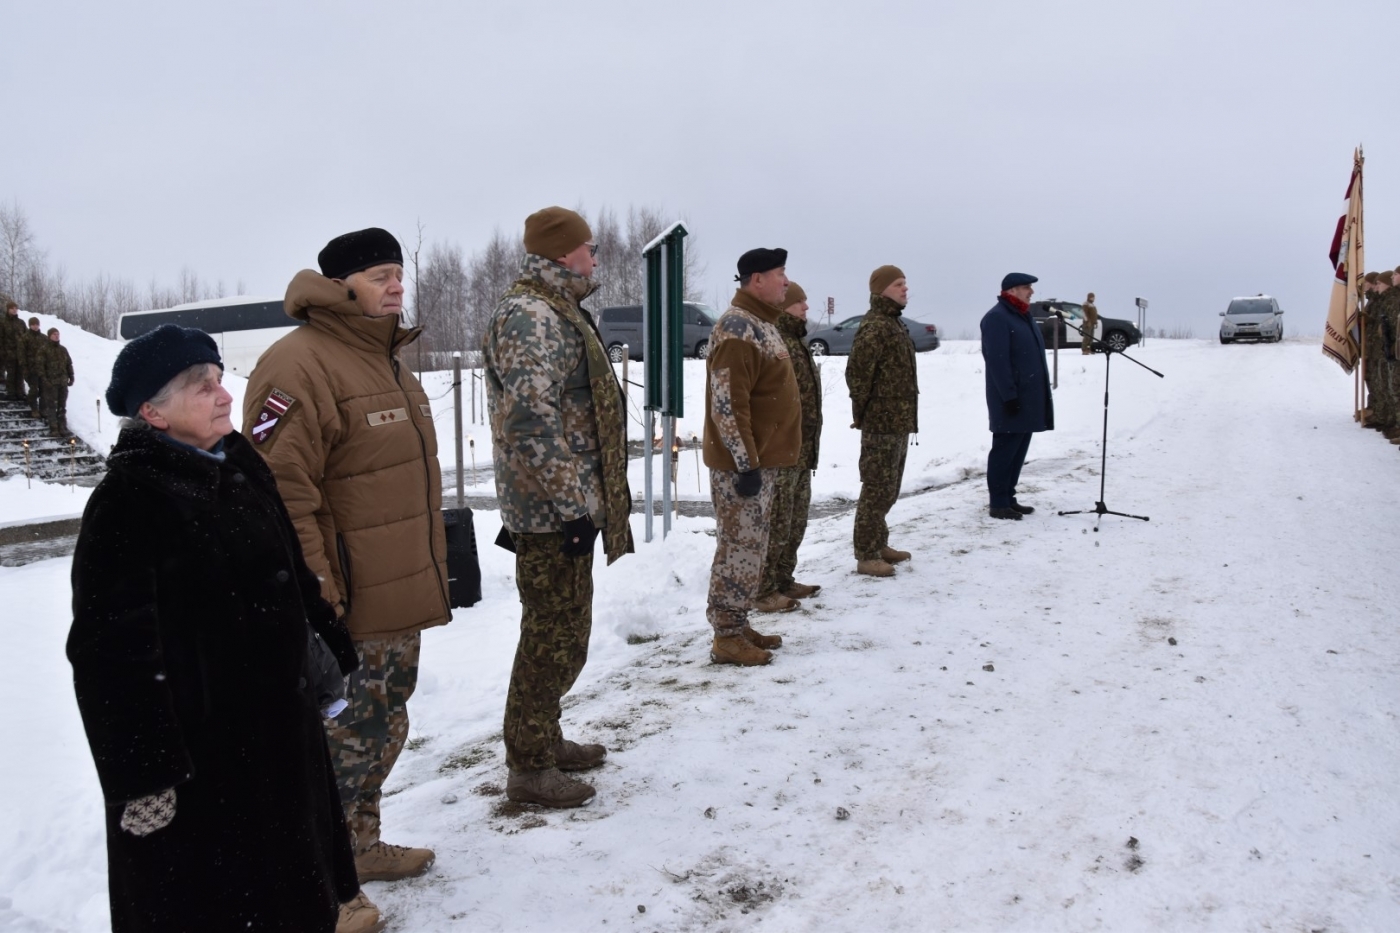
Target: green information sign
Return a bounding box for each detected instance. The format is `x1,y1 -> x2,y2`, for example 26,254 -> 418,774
643,224 -> 687,417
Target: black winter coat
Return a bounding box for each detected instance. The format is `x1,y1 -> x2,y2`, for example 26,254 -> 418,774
980,298 -> 1055,434
68,426 -> 360,933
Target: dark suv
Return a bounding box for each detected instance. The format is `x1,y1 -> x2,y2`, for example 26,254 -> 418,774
597,302 -> 718,362
1028,300 -> 1141,352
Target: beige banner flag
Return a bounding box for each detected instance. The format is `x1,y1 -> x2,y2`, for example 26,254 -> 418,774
1323,149 -> 1364,373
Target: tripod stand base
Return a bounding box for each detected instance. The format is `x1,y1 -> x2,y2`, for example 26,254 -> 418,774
1058,501 -> 1150,530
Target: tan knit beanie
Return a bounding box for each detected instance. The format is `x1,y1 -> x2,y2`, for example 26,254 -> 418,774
523,206 -> 592,260
1378,270 -> 1396,287
1364,271 -> 1379,284
782,282 -> 808,309
869,265 -> 905,295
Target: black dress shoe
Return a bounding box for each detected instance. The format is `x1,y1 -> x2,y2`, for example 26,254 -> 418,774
1010,503 -> 1034,514
988,507 -> 1023,520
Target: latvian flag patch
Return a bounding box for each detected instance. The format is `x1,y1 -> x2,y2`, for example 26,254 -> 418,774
251,388 -> 296,445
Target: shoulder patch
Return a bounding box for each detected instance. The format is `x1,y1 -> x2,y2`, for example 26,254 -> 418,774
250,388 -> 296,445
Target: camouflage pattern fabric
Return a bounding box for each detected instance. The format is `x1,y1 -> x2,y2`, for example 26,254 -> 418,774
503,531 -> 594,772
1082,304 -> 1099,353
326,631 -> 420,853
846,296 -> 919,435
0,315 -> 22,398
707,467 -> 777,635
759,464 -> 812,597
775,312 -> 822,469
853,433 -> 908,560
40,340 -> 72,384
42,382 -> 68,433
484,255 -> 634,564
1363,295 -> 1389,424
21,329 -> 45,411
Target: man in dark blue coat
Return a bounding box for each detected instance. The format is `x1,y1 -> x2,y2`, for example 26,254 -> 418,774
980,272 -> 1054,520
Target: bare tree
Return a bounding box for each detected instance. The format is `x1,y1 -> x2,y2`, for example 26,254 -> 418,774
0,200 -> 43,305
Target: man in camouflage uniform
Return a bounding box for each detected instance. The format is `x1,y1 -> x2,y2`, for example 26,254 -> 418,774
39,327 -> 73,436
485,206 -> 633,808
20,316 -> 46,418
1362,271 -> 1393,432
755,281 -> 823,612
702,248 -> 801,666
1082,292 -> 1099,354
847,265 -> 918,577
1,301 -> 24,400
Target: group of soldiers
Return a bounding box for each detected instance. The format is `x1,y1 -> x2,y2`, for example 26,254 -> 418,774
2,299 -> 74,435
1361,266 -> 1400,441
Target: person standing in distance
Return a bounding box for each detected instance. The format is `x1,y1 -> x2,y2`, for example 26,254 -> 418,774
847,265 -> 919,577
484,207 -> 633,809
0,300 -> 24,400
703,248 -> 801,665
1082,292 -> 1099,355
243,227 -> 449,933
981,272 -> 1054,520
40,327 -> 74,436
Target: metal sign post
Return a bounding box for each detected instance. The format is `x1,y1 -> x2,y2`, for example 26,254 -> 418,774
453,352 -> 465,508
641,222 -> 689,542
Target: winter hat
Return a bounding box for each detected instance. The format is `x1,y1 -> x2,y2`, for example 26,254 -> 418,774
1364,271 -> 1380,284
523,207 -> 592,260
782,282 -> 808,309
736,248 -> 788,279
46,328 -> 59,337
106,324 -> 223,417
1086,292 -> 1096,302
869,265 -> 905,295
27,316 -> 39,326
318,227 -> 403,280
1001,272 -> 1038,290
1379,271 -> 1396,287
4,300 -> 15,311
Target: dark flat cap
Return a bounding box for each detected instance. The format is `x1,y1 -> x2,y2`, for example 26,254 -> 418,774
318,227 -> 403,280
106,324 -> 223,417
736,248 -> 788,280
1001,272 -> 1039,290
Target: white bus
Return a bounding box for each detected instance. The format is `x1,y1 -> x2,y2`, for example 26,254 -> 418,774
118,297 -> 301,375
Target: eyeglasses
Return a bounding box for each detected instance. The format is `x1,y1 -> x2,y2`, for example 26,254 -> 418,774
587,243 -> 599,257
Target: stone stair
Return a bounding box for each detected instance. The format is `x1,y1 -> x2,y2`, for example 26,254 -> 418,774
0,399 -> 106,485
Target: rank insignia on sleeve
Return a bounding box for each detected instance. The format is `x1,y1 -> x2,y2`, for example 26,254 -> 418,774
251,388 -> 296,445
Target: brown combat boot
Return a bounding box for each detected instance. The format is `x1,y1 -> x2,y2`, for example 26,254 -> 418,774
553,738 -> 607,772
856,558 -> 896,577
752,591 -> 801,613
781,581 -> 821,599
742,625 -> 782,649
506,768 -> 596,808
355,840 -> 435,882
710,633 -> 772,666
336,892 -> 386,933
880,546 -> 911,563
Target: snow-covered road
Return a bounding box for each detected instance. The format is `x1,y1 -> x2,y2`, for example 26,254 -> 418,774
2,339 -> 1397,932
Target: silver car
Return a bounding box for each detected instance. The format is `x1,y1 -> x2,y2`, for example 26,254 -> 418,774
805,314 -> 941,356
1220,295 -> 1285,343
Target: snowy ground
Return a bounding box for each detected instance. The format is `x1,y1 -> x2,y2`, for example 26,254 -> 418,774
3,338 -> 1399,932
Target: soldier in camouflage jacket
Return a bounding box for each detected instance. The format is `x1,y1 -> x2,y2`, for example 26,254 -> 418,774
1,301 -> 24,400
20,316 -> 47,415
39,327 -> 74,435
484,207 -> 632,808
846,266 -> 919,574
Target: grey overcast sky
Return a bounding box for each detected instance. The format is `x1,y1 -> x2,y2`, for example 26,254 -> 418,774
5,0 -> 1399,338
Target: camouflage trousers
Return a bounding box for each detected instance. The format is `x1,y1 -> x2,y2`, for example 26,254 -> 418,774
25,368 -> 41,413
42,382 -> 67,433
1,355 -> 19,400
504,531 -> 593,773
707,467 -> 777,635
759,464 -> 812,597
853,433 -> 907,560
326,630 -> 420,853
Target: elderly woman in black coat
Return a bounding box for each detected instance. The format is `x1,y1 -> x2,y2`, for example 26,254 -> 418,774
67,324 -> 362,932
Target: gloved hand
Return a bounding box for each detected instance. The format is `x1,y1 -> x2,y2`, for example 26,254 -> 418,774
121,788 -> 176,837
561,515 -> 599,557
1003,398 -> 1020,416
735,468 -> 762,498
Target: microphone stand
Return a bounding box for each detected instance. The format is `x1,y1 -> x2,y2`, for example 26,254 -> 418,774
1054,314 -> 1164,530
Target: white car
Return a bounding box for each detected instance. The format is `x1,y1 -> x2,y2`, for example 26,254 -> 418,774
1220,295 -> 1284,344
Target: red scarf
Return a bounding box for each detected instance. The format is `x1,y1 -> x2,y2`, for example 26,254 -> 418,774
999,291 -> 1029,314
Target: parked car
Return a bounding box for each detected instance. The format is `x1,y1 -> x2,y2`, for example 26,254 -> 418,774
1028,299 -> 1141,352
805,314 -> 941,356
597,302 -> 717,362
1219,295 -> 1284,343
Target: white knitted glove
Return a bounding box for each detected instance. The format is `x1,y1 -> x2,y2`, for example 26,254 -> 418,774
120,788 -> 176,837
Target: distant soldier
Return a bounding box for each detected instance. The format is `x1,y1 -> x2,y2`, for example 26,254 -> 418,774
1082,292 -> 1099,354
1360,271 -> 1388,430
21,317 -> 45,417
484,206 -> 633,808
40,327 -> 73,435
754,282 -> 823,612
847,265 -> 919,576
702,248 -> 800,666
1,300 -> 24,400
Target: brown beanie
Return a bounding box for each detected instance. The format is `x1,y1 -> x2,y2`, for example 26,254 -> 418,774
28,316 -> 39,326
46,327 -> 59,337
869,265 -> 905,295
523,206 -> 592,260
782,282 -> 808,309
1364,271 -> 1379,284
1087,292 -> 1096,302
1379,271 -> 1396,287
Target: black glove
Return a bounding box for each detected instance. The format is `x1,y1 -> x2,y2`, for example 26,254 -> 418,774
735,468 -> 762,498
561,515 -> 599,557
307,600 -> 359,676
1003,398 -> 1021,416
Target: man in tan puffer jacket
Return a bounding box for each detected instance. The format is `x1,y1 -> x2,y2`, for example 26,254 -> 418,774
244,227 -> 449,932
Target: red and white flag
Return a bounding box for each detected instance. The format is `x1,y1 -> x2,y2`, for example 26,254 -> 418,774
1323,149 -> 1364,373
